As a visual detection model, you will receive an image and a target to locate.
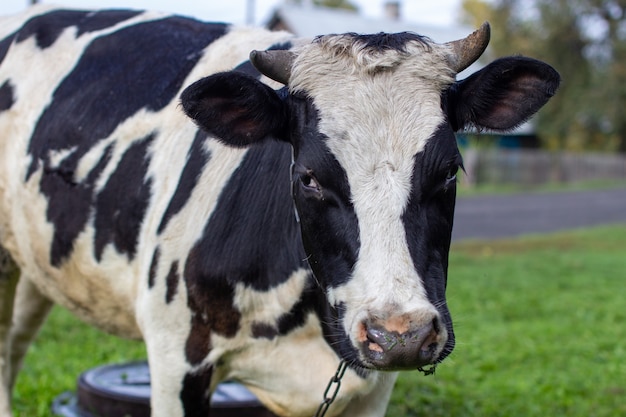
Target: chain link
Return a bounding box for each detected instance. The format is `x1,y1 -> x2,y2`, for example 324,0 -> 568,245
418,364 -> 437,376
314,360 -> 348,417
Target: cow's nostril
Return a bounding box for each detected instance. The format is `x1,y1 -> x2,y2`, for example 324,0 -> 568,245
365,327 -> 388,359
359,318 -> 441,370
419,330 -> 438,362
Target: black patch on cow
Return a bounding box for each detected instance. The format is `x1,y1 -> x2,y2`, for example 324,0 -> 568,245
165,261 -> 180,304
402,123 -> 460,363
42,143 -> 114,267
148,246 -> 160,288
268,41 -> 293,52
316,31 -> 431,54
0,80 -> 14,112
157,130 -> 211,234
181,365 -> 213,417
74,9 -> 144,36
275,294 -> 311,332
26,17 -> 228,180
289,97 -> 359,291
251,322 -> 277,339
184,140 -> 305,292
16,9 -> 142,49
184,245 -> 242,365
0,32 -> 16,66
233,60 -> 258,78
94,135 -> 154,262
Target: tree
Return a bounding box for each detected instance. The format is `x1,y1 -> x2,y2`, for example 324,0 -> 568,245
586,0 -> 626,152
461,0 -> 626,152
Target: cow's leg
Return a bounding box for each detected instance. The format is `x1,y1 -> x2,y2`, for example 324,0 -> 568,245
0,248 -> 19,417
144,337 -> 214,417
336,372 -> 398,417
140,291 -> 213,417
5,277 -> 53,394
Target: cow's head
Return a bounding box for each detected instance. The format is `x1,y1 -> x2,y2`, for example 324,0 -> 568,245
181,23 -> 560,373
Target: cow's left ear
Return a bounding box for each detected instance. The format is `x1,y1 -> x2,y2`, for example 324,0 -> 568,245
446,56 -> 560,132
181,72 -> 288,147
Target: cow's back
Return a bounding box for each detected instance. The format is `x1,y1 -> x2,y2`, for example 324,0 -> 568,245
0,5 -> 294,337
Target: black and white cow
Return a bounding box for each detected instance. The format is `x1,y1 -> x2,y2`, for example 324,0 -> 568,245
0,5 -> 559,417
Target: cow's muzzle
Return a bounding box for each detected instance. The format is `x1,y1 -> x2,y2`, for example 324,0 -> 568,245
357,314 -> 445,371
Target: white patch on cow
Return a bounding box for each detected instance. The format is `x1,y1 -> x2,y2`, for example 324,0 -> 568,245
233,268 -> 308,326
47,146 -> 78,169
74,140 -> 111,182
211,311 -> 383,417
137,276 -> 194,417
289,36 -> 455,348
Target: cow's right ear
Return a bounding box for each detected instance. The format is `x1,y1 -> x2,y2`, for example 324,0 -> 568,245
445,56 -> 560,132
181,72 -> 288,147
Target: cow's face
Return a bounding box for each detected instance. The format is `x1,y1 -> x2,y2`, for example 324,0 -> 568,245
284,33 -> 462,372
181,23 -> 560,372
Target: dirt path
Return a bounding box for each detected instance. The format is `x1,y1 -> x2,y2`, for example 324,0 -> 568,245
452,186 -> 626,241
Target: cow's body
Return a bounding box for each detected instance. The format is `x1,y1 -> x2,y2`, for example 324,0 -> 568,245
0,5 -> 559,417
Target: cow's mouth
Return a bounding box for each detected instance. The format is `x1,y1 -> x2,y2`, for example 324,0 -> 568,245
320,301 -> 451,373
356,318 -> 444,372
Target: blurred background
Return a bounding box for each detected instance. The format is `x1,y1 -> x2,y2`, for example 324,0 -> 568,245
2,2 -> 625,417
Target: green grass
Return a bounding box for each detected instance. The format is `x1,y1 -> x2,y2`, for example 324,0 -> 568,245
12,309 -> 145,417
390,225 -> 626,417
11,225 -> 626,416
456,178 -> 626,196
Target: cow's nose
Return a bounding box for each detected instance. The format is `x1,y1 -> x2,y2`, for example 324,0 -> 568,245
359,317 -> 441,370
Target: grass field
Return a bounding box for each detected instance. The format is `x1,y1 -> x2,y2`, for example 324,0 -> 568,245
390,225 -> 626,417
456,178 -> 626,196
10,225 -> 626,416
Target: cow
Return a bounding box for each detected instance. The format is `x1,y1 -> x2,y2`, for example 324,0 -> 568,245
0,4 -> 560,417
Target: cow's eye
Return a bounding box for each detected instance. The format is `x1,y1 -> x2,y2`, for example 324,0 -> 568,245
445,165 -> 458,183
294,164 -> 323,198
300,172 -> 322,195
441,164 -> 460,193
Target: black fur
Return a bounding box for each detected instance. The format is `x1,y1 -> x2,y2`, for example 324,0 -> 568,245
0,80 -> 14,112
316,31 -> 432,53
93,135 -> 154,262
16,9 -> 142,49
181,72 -> 288,147
446,56 -> 561,132
403,123 -> 462,363
182,140 -> 305,291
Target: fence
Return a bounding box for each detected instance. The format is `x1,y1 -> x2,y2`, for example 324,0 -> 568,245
462,148 -> 626,186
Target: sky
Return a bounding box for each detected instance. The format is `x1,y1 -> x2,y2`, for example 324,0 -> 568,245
0,0 -> 465,27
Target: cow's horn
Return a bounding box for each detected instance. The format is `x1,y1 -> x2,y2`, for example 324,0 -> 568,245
250,50 -> 296,85
445,22 -> 490,73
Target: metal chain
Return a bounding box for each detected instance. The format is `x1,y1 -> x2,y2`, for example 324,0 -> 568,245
418,364 -> 437,376
314,360 -> 348,417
